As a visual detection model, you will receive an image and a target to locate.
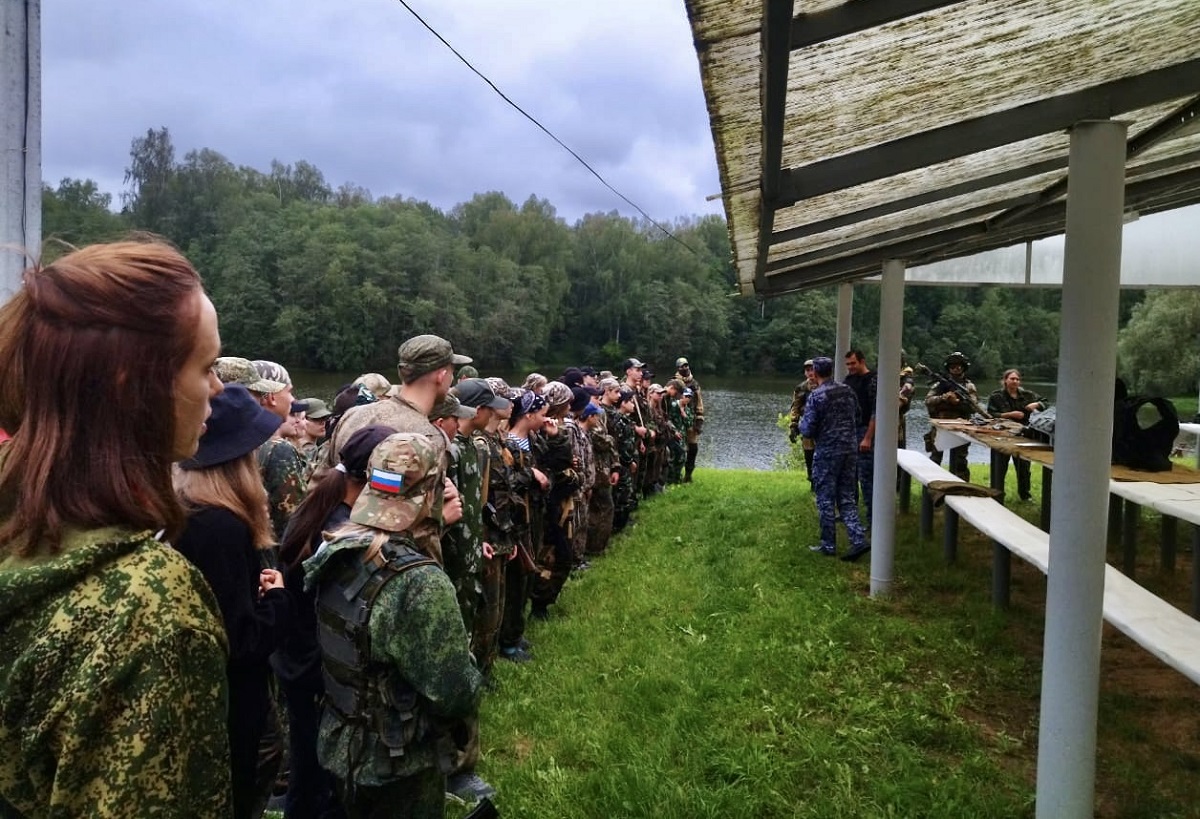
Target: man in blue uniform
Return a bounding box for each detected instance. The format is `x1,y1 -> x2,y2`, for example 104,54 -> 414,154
801,357 -> 870,562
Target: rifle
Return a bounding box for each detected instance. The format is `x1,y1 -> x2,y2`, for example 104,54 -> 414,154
914,363 -> 992,420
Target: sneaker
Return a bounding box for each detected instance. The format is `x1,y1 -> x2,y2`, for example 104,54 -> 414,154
500,646 -> 532,663
809,544 -> 836,556
572,560 -> 591,574
446,772 -> 497,805
518,636 -> 533,652
841,544 -> 871,563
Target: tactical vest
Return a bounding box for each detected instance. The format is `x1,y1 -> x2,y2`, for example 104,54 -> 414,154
316,538 -> 442,775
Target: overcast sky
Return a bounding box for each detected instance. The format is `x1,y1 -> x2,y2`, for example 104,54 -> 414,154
40,0 -> 724,224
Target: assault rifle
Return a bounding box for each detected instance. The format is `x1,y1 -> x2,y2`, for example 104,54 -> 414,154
914,363 -> 992,420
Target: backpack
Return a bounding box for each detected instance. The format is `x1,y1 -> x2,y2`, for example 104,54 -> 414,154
1112,394 -> 1179,472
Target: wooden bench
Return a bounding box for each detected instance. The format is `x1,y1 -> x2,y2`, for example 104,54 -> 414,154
896,447 -> 1200,684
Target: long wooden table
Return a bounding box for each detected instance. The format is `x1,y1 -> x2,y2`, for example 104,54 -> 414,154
930,418 -> 1200,615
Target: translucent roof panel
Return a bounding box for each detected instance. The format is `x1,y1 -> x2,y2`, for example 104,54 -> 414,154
684,0 -> 1200,296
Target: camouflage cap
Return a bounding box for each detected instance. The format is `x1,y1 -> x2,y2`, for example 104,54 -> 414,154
397,334 -> 471,383
675,357 -> 690,368
598,376 -> 620,392
541,381 -> 573,409
301,397 -> 331,420
456,364 -> 480,380
430,393 -> 477,420
213,356 -> 287,394
485,376 -> 517,400
353,372 -> 392,399
252,360 -> 292,389
349,433 -> 440,533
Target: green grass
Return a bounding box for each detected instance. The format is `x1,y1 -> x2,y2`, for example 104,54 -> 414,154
463,469 -> 1053,818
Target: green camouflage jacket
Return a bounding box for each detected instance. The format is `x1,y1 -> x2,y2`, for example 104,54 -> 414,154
470,429 -> 516,556
0,526 -> 232,817
304,532 -> 482,785
589,422 -> 619,484
442,434 -> 485,612
257,438 -> 309,541
605,405 -> 639,469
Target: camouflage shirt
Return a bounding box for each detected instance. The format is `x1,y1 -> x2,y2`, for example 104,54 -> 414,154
304,533 -> 482,785
801,380 -> 862,457
0,526 -> 232,817
589,422 -> 618,485
471,429 -> 516,556
257,438 -> 309,542
325,396 -> 447,563
442,433 -> 484,607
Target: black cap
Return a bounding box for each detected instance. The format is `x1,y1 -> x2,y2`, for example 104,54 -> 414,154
338,424 -> 398,481
452,378 -> 510,410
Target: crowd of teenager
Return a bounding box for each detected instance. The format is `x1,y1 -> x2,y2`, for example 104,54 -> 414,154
0,240 -> 707,819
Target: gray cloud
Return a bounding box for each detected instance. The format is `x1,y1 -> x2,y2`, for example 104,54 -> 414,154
40,0 -> 724,224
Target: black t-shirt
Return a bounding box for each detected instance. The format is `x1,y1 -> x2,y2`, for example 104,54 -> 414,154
843,371 -> 878,427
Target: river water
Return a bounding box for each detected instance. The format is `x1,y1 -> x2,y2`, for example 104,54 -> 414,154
290,370 -> 1056,472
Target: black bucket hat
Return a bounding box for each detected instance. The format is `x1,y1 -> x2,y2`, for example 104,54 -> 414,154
180,384 -> 281,470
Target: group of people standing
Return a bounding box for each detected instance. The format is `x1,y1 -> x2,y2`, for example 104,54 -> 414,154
0,240 -> 709,819
788,348 -> 1047,557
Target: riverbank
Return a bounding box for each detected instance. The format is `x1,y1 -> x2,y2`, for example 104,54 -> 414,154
460,468 -> 1200,818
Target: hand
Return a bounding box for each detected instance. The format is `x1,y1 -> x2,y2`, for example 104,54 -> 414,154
859,437 -> 872,453
443,477 -> 459,503
788,428 -> 799,443
1025,402 -> 1040,413
532,467 -> 549,491
482,542 -> 495,560
634,425 -> 647,438
259,569 -> 284,594
609,470 -> 619,486
442,493 -> 464,526
944,392 -> 960,404
630,461 -> 638,475
543,418 -> 560,436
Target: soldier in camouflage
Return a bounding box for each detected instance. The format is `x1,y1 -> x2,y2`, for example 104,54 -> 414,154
788,360 -> 818,481
583,401 -> 618,556
320,334 -> 472,564
674,357 -> 705,482
305,432 -> 481,818
605,384 -> 640,532
924,351 -> 977,483
801,357 -> 869,562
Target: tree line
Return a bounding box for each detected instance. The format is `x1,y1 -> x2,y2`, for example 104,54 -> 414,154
37,127 -> 1197,392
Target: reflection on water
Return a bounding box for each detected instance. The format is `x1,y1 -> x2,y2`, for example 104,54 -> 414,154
290,370 -> 1056,473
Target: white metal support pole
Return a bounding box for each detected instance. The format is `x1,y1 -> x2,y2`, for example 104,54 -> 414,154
834,283 -> 853,380
869,259 -> 904,597
1,0 -> 41,301
1035,119 -> 1126,819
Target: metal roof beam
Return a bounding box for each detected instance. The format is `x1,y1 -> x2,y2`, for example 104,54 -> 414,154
760,167 -> 1200,291
790,0 -> 967,50
754,0 -> 793,291
777,59 -> 1200,206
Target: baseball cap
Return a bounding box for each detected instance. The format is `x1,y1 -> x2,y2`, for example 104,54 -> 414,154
397,334 -> 471,383
337,424 -> 397,481
349,433 -> 440,533
581,403 -> 603,419
598,377 -> 621,392
621,357 -> 644,371
180,384 -> 282,470
430,393 -> 477,420
803,359 -> 815,369
618,389 -> 636,404
251,360 -> 292,390
213,356 -> 287,394
675,357 -> 689,368
649,383 -> 665,393
353,372 -> 392,399
452,378 -> 510,410
290,400 -> 309,414
541,381 -> 573,409
303,398 -> 331,420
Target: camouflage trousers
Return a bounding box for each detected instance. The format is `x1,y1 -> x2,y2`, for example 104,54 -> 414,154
530,506 -> 572,608
666,437 -> 685,484
586,481 -> 614,556
811,452 -> 866,552
471,553 -> 506,674
570,494 -> 590,562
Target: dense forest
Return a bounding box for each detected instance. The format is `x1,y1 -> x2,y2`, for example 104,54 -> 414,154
37,127 -> 1200,392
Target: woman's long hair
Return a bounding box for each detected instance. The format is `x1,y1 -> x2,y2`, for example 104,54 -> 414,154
0,240 -> 204,556
173,455 -> 274,549
278,469 -> 351,569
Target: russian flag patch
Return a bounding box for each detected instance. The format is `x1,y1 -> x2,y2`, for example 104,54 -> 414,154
369,468 -> 405,494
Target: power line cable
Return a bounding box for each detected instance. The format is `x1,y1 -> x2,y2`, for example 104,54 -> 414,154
392,0 -> 711,260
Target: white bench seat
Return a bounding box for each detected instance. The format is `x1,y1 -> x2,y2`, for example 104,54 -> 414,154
895,446 -> 1200,685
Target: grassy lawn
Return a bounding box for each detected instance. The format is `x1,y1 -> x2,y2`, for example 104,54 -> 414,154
455,466 -> 1200,818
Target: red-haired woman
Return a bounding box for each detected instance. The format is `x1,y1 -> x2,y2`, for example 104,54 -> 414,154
0,241 -> 230,815
174,383 -> 296,819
